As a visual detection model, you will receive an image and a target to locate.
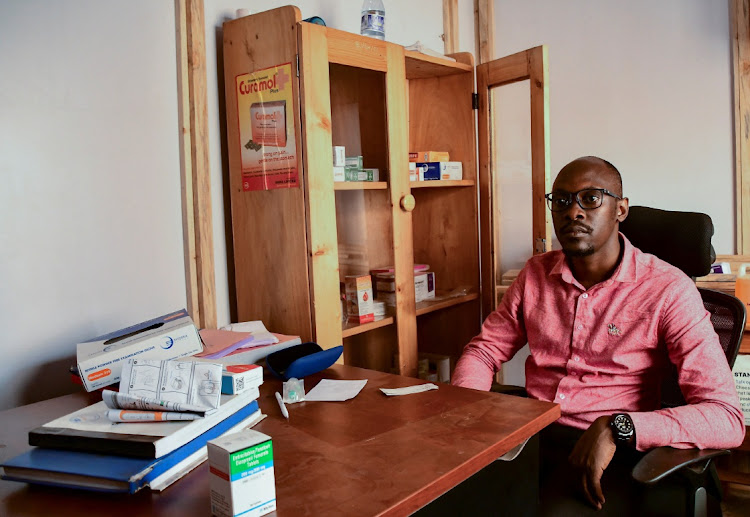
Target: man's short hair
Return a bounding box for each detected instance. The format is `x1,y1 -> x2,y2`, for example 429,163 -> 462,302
581,155 -> 623,196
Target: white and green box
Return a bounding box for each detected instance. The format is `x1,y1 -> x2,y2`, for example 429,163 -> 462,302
345,155 -> 363,168
208,430 -> 276,517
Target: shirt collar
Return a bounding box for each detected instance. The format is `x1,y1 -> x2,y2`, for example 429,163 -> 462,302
550,232 -> 639,286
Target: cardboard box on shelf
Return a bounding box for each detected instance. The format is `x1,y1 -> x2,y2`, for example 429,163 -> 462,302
332,146 -> 346,167
415,162 -> 463,181
409,151 -> 450,162
376,272 -> 435,306
345,275 -> 375,324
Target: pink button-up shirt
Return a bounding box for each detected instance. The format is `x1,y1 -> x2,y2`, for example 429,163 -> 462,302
453,235 -> 745,451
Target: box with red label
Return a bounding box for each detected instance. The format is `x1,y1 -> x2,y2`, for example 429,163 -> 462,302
222,364 -> 264,395
76,309 -> 203,392
345,275 -> 374,323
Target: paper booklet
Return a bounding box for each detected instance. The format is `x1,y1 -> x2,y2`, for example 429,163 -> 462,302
194,331 -> 302,366
198,321 -> 279,359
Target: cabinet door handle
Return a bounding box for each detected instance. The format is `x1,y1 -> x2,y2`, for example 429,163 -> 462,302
400,194 -> 416,212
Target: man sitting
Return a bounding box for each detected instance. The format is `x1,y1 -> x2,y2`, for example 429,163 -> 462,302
452,156 -> 745,515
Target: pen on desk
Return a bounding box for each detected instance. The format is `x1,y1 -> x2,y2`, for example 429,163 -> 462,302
275,391 -> 289,419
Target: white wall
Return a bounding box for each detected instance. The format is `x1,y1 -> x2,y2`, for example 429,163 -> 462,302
496,0 -> 734,273
496,0 -> 735,383
0,1 -> 186,410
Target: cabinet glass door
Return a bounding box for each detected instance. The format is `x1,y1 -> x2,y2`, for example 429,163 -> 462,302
405,51 -> 482,378
477,46 -> 552,318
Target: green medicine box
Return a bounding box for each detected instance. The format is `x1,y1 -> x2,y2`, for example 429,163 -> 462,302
208,429 -> 276,517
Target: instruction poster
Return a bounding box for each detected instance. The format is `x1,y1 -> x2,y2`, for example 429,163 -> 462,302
235,62 -> 298,191
733,354 -> 750,425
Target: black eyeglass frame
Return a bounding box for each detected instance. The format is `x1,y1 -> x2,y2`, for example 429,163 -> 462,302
544,188 -> 622,212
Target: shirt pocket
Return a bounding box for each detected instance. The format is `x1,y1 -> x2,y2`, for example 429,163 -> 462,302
590,309 -> 659,367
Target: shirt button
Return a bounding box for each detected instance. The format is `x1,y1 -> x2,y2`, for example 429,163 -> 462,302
559,394 -> 566,400
574,356 -> 580,362
582,293 -> 589,299
577,324 -> 583,330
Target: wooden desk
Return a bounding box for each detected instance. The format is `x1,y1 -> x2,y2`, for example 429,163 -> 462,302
0,365 -> 560,516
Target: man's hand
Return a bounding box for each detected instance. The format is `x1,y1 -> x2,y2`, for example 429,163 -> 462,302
568,415 -> 617,510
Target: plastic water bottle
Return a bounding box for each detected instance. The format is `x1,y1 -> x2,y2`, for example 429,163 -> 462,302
360,0 -> 385,40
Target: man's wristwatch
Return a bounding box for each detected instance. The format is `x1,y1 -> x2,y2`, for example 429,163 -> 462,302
610,413 -> 635,445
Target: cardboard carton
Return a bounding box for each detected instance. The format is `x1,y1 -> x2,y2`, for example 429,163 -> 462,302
76,309 -> 203,392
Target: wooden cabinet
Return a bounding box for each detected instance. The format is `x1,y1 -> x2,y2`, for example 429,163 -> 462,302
222,6 -> 549,377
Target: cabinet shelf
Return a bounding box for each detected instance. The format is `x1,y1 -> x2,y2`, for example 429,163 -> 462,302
416,292 -> 479,317
410,180 -> 475,189
334,181 -> 388,191
405,51 -> 473,79
342,315 -> 395,338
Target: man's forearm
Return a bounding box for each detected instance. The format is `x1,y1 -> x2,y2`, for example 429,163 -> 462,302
629,402 -> 745,451
451,350 -> 496,390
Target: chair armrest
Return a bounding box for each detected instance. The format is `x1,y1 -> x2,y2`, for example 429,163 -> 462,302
632,446 -> 729,484
490,383 -> 527,398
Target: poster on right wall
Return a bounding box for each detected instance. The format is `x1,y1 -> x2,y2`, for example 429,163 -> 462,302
733,354 -> 750,425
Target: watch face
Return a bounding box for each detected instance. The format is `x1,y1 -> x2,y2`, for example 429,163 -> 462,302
613,414 -> 634,434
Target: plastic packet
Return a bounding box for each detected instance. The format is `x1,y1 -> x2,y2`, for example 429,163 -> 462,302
283,377 -> 305,403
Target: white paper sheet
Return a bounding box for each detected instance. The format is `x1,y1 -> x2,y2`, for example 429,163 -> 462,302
305,379 -> 367,401
380,383 -> 439,396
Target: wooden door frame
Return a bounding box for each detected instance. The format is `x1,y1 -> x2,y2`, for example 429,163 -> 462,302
477,46 -> 551,320
175,0 -> 216,329
733,0 -> 750,254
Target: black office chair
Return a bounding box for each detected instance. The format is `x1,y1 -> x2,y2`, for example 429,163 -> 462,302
621,206 -> 746,517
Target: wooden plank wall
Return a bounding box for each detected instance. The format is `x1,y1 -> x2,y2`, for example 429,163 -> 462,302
442,0 -> 459,54
733,0 -> 750,254
175,0 -> 216,329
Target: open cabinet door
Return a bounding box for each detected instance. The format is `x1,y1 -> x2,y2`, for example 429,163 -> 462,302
477,45 -> 552,319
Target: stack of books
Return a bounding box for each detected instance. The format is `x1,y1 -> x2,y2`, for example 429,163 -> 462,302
1,378 -> 265,493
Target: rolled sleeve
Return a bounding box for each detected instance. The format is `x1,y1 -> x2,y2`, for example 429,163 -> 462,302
452,270 -> 529,391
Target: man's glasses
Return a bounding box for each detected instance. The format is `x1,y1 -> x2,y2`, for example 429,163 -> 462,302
544,188 -> 622,212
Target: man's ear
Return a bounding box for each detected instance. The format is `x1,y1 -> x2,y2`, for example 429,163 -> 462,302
616,197 -> 629,222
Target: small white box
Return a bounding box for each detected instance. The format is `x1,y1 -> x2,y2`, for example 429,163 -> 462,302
345,275 -> 374,323
76,309 -> 204,392
345,156 -> 363,168
208,429 -> 276,517
363,168 -> 380,181
438,161 -> 463,180
333,146 -> 346,167
409,162 -> 417,182
221,364 -> 263,395
333,166 -> 345,182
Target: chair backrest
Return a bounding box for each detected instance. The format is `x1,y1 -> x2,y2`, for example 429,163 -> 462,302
619,206 -> 715,278
698,288 -> 746,369
619,206 -> 745,407
660,288 -> 746,407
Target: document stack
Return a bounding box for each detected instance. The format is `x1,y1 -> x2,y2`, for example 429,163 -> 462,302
1,358 -> 266,493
